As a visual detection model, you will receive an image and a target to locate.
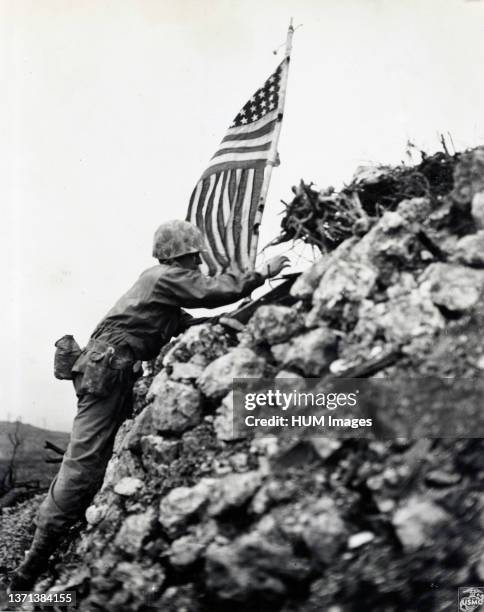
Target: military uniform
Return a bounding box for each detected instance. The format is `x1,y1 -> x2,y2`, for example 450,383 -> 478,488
36,263 -> 263,533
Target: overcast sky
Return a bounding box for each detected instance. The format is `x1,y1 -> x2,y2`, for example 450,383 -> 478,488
1,0 -> 483,432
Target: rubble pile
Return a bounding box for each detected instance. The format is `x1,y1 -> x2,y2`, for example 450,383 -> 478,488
4,147 -> 484,611
272,150 -> 461,253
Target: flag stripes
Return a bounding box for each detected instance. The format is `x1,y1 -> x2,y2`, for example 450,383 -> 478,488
186,61 -> 285,275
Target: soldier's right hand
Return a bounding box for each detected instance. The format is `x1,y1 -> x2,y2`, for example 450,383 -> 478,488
257,255 -> 290,279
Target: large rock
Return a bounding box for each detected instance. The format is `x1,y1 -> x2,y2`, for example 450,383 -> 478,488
114,509 -> 156,556
422,262 -> 484,312
244,305 -> 304,346
205,531 -> 310,602
198,348 -> 267,399
208,471 -> 263,516
308,258 -> 378,320
151,379 -> 202,434
158,479 -> 216,538
352,288 -> 445,345
392,497 -> 449,552
454,230 -> 484,267
162,323 -> 229,368
271,327 -> 338,376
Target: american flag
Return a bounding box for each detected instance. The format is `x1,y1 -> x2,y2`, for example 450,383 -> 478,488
186,60 -> 287,275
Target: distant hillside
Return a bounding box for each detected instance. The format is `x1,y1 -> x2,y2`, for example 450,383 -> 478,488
0,421 -> 70,488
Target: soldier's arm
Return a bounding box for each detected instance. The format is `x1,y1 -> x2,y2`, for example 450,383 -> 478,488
160,268 -> 265,309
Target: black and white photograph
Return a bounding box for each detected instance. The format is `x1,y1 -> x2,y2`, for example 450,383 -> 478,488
1,1 -> 484,610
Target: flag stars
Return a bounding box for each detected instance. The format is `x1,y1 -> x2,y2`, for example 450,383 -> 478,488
229,65 -> 282,126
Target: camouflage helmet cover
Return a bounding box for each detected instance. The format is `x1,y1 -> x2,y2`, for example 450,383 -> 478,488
152,220 -> 206,260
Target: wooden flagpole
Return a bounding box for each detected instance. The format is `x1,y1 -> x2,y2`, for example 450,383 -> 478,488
249,19 -> 294,269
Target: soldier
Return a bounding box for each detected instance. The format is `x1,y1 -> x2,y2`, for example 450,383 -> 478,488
9,220 -> 289,590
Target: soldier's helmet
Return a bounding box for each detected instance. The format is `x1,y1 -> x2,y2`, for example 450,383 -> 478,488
152,220 -> 206,260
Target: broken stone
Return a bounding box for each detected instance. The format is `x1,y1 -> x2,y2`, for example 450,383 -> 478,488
271,327 -> 338,376
198,348 -> 267,399
85,504 -> 107,526
102,452 -> 145,489
453,230 -> 484,267
472,192 -> 484,229
348,531 -> 375,549
158,478 -> 216,538
121,405 -> 154,453
115,561 -> 165,602
422,262 -> 484,312
114,477 -> 143,497
168,534 -> 204,569
291,255 -> 331,299
244,305 -> 304,346
208,471 -> 263,516
452,147 -> 484,205
205,531 -> 310,602
425,469 -> 461,486
147,369 -> 170,402
213,393 -> 244,443
302,497 -> 346,564
114,509 -> 156,556
151,379 -> 202,434
380,210 -> 405,231
170,361 -> 204,381
307,258 -> 378,323
396,197 -> 432,223
168,521 -> 218,568
162,323 -> 229,368
112,419 -> 134,455
140,435 -> 179,466
352,288 -> 445,346
392,497 -> 449,552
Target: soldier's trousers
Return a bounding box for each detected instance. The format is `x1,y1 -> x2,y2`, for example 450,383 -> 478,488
36,371 -> 133,533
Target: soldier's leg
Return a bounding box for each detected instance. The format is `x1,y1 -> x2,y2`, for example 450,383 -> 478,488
9,374 -> 132,591
36,375 -> 133,532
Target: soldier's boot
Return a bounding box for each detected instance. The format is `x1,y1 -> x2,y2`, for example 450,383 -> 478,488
8,528 -> 58,592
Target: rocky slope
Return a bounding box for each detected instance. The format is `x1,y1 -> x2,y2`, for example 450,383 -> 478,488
3,147 -> 484,612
